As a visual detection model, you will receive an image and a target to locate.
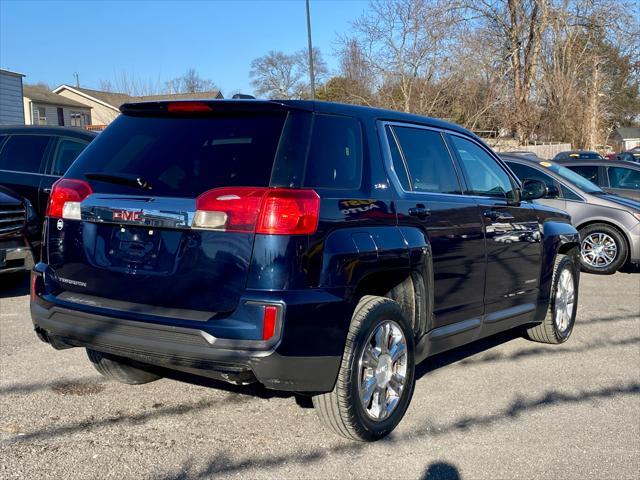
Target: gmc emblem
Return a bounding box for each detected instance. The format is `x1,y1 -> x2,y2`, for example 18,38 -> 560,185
113,210 -> 143,222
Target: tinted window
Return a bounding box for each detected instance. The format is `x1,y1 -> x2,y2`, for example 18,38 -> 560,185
561,185 -> 582,201
392,127 -> 460,194
0,134 -> 50,173
567,165 -> 599,184
51,138 -> 89,176
543,163 -> 602,194
608,167 -> 640,189
450,135 -> 514,200
385,126 -> 410,190
506,161 -> 557,189
304,114 -> 362,189
66,113 -> 287,197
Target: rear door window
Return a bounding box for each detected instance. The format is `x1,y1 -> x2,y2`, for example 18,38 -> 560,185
66,113 -> 287,197
567,165 -> 599,184
607,167 -> 640,189
51,138 -> 90,176
391,126 -> 461,194
303,114 -> 362,190
0,134 -> 50,173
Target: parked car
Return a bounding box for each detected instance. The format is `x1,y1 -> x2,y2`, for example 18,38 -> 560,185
31,100 -> 581,441
613,150 -> 640,163
0,185 -> 38,275
554,159 -> 640,201
502,154 -> 640,274
0,126 -> 97,235
503,150 -> 540,160
552,150 -> 604,161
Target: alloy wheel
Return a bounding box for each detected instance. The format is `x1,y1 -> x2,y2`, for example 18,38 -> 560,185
581,233 -> 617,268
358,320 -> 408,421
554,268 -> 575,333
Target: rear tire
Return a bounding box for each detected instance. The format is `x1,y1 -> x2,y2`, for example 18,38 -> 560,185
579,223 -> 627,274
313,296 -> 415,441
525,251 -> 579,344
86,349 -> 161,385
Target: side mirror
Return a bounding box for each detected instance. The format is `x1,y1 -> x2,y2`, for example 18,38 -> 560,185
545,185 -> 560,198
521,179 -> 547,201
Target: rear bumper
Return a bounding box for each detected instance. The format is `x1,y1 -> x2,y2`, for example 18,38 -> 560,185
0,238 -> 34,274
30,286 -> 352,393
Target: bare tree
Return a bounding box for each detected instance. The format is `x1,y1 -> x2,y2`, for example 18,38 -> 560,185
343,0 -> 462,114
99,71 -> 162,96
250,48 -> 327,99
165,68 -> 218,94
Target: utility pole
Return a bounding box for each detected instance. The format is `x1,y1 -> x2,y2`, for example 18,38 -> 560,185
305,0 -> 315,99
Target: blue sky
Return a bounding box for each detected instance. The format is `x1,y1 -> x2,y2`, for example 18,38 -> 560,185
0,0 -> 368,96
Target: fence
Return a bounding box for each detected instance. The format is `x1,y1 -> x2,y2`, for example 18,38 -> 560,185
492,142 -> 572,160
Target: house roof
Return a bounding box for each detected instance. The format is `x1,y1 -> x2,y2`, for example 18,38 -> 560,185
0,68 -> 25,77
23,85 -> 91,109
53,85 -> 223,110
615,127 -> 640,139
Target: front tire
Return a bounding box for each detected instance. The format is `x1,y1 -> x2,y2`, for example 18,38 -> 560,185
313,296 -> 415,441
86,349 -> 161,385
579,223 -> 627,274
525,251 -> 579,344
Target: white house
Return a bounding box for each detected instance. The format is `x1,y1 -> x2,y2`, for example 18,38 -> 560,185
22,85 -> 92,127
53,85 -> 223,128
610,127 -> 640,152
0,69 -> 25,125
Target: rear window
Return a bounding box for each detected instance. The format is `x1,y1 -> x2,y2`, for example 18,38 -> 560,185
67,113 -> 287,197
303,114 -> 362,190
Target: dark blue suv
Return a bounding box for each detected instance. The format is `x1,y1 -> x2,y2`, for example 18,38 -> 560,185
31,100 -> 581,441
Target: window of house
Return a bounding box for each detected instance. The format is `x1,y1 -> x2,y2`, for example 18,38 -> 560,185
70,112 -> 85,127
390,126 -> 461,194
35,106 -> 47,125
57,108 -> 64,126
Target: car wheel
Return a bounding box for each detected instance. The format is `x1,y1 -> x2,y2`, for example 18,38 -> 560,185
579,223 -> 628,274
86,349 -> 161,385
525,250 -> 579,344
313,295 -> 415,441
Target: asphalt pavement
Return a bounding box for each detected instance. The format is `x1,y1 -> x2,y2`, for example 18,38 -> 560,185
1,270 -> 639,479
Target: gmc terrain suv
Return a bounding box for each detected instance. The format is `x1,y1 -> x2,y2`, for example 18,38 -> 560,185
31,100 -> 581,441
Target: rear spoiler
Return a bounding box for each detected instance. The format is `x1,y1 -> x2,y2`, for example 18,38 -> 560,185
119,99 -> 314,116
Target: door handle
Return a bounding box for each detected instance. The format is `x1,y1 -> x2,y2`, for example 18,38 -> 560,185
483,209 -> 514,221
408,204 -> 431,218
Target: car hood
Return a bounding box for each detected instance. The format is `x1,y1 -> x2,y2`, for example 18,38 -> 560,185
597,193 -> 640,212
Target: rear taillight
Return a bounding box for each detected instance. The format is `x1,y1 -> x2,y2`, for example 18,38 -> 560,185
193,188 -> 320,235
47,179 -> 93,219
262,305 -> 278,341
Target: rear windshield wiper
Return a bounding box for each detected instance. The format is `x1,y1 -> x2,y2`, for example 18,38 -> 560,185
85,172 -> 152,190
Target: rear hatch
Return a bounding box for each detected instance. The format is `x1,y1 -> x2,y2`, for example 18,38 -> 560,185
44,102 -> 300,319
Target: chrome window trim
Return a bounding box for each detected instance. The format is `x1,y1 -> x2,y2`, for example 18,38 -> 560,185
0,168 -> 58,178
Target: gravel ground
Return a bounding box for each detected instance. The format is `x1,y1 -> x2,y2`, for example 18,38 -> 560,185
1,270 -> 639,479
